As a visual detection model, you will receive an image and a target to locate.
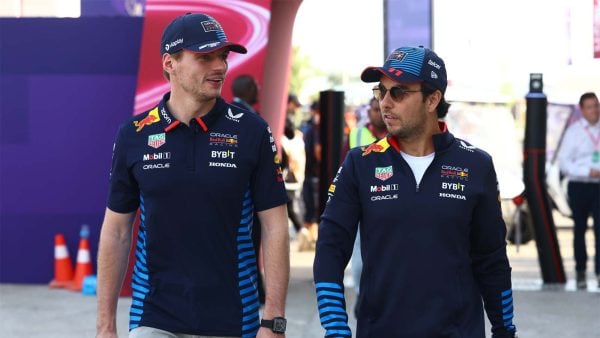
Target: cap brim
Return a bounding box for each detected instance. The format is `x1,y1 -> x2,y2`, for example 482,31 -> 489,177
360,67 -> 422,84
185,41 -> 247,54
361,67 -> 384,82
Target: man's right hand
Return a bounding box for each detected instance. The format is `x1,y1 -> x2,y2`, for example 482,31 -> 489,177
590,169 -> 600,178
96,330 -> 118,338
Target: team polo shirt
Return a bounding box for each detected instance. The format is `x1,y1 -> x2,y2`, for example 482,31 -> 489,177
314,124 -> 517,338
107,93 -> 287,337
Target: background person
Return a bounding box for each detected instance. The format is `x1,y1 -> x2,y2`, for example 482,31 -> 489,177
281,114 -> 306,242
231,74 -> 259,114
558,91 -> 600,289
300,101 -> 321,248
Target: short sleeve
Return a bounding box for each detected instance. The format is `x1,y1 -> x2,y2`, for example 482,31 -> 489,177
251,126 -> 288,211
106,126 -> 140,213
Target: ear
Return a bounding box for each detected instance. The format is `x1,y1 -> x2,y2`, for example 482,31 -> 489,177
162,53 -> 174,76
427,90 -> 442,114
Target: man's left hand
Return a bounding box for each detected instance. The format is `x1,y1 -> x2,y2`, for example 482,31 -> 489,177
256,327 -> 285,338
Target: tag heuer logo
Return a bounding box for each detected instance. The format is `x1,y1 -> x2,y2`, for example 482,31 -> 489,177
148,133 -> 166,149
375,166 -> 393,181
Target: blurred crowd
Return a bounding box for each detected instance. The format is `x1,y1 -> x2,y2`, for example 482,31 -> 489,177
279,92 -> 387,252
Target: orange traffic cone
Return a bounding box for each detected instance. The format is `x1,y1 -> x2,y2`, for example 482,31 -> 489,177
49,233 -> 74,288
69,225 -> 94,291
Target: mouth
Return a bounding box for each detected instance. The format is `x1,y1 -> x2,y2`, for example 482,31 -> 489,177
206,78 -> 223,84
206,74 -> 225,85
383,113 -> 397,122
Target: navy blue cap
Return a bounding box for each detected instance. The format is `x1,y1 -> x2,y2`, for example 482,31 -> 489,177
160,13 -> 247,55
361,46 -> 447,93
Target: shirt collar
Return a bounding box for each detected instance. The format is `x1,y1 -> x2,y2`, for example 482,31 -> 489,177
387,121 -> 454,153
581,118 -> 600,130
158,92 -> 227,133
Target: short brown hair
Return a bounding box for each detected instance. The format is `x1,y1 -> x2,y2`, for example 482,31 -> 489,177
422,83 -> 451,118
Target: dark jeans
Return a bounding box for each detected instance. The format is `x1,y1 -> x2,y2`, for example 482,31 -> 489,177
287,190 -> 303,232
302,176 -> 319,223
567,181 -> 600,275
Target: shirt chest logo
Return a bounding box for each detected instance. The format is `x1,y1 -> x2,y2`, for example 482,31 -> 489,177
211,150 -> 235,160
148,133 -> 166,149
209,149 -> 237,168
226,108 -> 244,122
209,132 -> 238,147
143,152 -> 170,161
440,165 -> 469,181
209,162 -> 237,168
374,166 -> 393,181
134,108 -> 160,132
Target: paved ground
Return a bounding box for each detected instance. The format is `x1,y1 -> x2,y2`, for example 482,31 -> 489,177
1,214 -> 599,337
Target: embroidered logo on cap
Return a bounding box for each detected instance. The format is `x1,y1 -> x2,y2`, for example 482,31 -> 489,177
201,20 -> 222,32
386,50 -> 406,62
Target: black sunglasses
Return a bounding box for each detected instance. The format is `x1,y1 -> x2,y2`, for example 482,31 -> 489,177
372,84 -> 422,102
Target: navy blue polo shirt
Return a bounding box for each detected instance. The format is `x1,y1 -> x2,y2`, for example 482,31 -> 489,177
107,93 -> 287,336
314,125 -> 517,338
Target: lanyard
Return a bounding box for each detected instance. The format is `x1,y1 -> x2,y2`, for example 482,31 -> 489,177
583,124 -> 600,150
584,124 -> 600,163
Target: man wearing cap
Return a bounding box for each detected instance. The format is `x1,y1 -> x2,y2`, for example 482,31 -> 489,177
96,13 -> 289,338
313,46 -> 517,337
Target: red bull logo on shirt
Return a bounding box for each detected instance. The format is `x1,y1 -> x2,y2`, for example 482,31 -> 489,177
440,165 -> 470,181
362,139 -> 390,156
209,132 -> 238,147
134,108 -> 160,132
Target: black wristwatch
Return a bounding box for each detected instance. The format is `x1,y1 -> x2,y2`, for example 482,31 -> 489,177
260,317 -> 287,334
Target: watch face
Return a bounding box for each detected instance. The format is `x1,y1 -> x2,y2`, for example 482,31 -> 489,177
273,318 -> 287,333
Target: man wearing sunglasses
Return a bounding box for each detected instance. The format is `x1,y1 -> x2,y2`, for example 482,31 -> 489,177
313,46 -> 517,338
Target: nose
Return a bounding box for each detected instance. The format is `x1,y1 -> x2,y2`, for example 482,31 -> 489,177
379,89 -> 394,109
212,57 -> 228,72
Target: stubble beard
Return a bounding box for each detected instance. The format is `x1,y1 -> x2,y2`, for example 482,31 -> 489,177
188,80 -> 221,102
175,70 -> 221,102
386,114 -> 426,141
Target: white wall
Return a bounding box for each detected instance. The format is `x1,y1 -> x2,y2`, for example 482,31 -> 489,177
432,0 -> 600,103
0,0 -> 80,17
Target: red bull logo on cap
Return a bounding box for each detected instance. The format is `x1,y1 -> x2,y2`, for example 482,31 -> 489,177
134,108 -> 160,132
